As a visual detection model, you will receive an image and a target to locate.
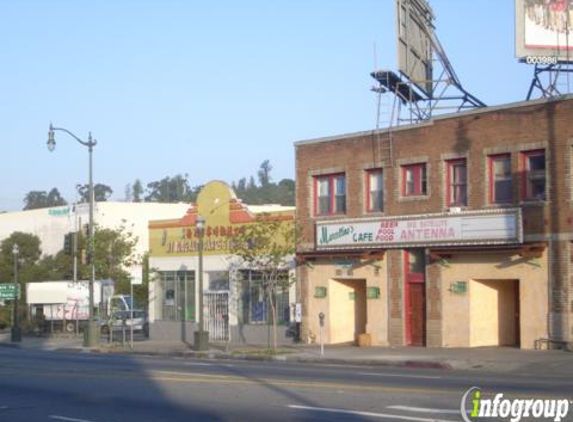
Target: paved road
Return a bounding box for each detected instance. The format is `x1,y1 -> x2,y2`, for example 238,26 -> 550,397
0,347 -> 571,422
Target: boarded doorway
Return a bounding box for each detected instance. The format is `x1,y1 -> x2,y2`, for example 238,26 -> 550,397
328,279 -> 366,344
470,279 -> 520,347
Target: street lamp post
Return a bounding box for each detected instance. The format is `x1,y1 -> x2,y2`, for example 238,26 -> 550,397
194,215 -> 209,351
47,123 -> 99,348
11,244 -> 21,343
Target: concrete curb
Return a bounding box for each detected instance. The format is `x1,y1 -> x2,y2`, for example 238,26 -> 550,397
0,339 -> 460,374
49,345 -> 454,370
6,340 -> 569,375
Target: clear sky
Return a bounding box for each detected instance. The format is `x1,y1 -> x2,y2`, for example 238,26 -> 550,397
0,0 -> 532,211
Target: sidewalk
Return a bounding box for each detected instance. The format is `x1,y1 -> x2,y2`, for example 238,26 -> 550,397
1,332 -> 572,376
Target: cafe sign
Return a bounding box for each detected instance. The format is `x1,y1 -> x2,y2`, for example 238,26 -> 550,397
316,209 -> 522,250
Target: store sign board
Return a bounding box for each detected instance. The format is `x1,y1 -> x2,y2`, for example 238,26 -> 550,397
316,209 -> 522,249
149,181 -> 295,257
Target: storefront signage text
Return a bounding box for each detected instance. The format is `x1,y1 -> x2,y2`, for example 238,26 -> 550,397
317,210 -> 521,249
48,207 -> 71,217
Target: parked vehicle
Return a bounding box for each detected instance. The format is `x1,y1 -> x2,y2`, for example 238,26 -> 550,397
103,309 -> 149,337
26,280 -> 135,333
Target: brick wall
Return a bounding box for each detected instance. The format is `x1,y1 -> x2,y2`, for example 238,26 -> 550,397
387,249 -> 404,345
426,251 -> 443,347
296,97 -> 573,344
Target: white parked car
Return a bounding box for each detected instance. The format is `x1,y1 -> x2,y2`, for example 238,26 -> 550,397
103,310 -> 149,337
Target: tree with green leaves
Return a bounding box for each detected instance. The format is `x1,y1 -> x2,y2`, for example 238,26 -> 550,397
230,213 -> 296,351
257,159 -> 272,187
132,252 -> 152,308
132,179 -> 144,202
77,224 -> 139,296
124,183 -> 133,202
232,161 -> 295,206
0,227 -> 143,329
0,232 -> 43,327
76,183 -> 113,202
23,188 -> 67,210
145,174 -> 192,203
0,232 -> 42,268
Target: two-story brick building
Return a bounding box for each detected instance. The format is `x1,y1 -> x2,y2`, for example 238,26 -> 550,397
295,96 -> 573,350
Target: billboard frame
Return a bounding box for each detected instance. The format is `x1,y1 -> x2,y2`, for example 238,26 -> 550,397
516,0 -> 573,63
396,0 -> 434,97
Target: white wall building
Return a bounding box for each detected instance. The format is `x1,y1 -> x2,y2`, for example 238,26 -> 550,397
0,202 -> 190,259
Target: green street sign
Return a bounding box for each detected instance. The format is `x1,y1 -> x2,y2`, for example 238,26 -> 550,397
0,284 -> 20,300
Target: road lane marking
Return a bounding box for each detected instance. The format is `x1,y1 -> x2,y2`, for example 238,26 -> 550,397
287,405 -> 458,422
316,363 -> 375,369
388,406 -> 461,414
0,368 -> 458,396
359,372 -> 441,379
49,415 -> 101,422
183,362 -> 212,366
2,368 -> 566,400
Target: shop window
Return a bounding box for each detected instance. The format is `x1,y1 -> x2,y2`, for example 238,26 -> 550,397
315,173 -> 346,216
208,271 -> 229,291
238,270 -> 290,325
366,168 -> 384,212
489,154 -> 512,204
521,150 -> 546,201
446,159 -> 467,206
402,163 -> 427,197
155,271 -> 195,322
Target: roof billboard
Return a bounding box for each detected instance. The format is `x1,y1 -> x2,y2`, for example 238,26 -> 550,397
516,0 -> 573,62
397,0 -> 434,96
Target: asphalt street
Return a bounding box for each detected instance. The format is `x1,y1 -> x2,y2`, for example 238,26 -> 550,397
0,347 -> 571,422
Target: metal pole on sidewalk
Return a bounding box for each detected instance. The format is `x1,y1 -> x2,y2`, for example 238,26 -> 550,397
318,312 -> 325,358
130,282 -> 134,350
122,318 -> 126,349
11,244 -> 21,342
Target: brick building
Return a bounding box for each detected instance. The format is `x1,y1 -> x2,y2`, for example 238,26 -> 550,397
295,96 -> 573,349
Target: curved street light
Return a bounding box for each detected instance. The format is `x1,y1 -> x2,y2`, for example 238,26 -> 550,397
11,244 -> 20,342
47,123 -> 99,348
194,215 -> 209,351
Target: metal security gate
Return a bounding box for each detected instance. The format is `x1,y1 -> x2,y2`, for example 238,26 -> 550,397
205,292 -> 229,342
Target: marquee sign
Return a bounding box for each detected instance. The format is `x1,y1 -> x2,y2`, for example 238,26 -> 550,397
316,209 -> 522,250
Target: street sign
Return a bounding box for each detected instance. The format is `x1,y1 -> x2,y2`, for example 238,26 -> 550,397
130,266 -> 143,285
294,303 -> 302,323
0,284 -> 20,300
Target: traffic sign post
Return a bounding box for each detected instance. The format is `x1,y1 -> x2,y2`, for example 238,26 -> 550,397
0,284 -> 20,301
129,266 -> 143,350
10,244 -> 21,342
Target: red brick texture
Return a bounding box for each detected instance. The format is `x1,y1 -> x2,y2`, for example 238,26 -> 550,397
296,97 -> 573,344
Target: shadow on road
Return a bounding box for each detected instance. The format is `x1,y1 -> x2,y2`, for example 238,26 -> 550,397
0,332 -> 223,422
0,332 -> 373,421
